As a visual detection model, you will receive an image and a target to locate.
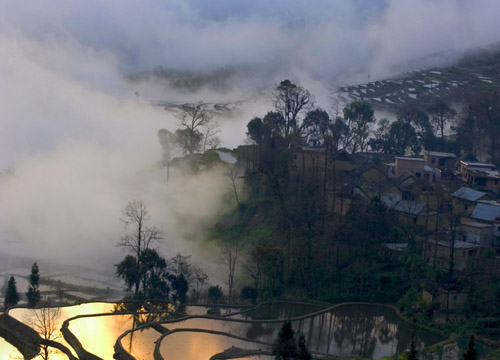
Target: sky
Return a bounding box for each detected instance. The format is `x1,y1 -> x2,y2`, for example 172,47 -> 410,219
1,0 -> 500,275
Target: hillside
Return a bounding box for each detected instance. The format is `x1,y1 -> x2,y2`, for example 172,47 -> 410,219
332,43 -> 500,111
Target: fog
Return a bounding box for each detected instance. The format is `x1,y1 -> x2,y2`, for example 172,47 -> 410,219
1,0 -> 500,279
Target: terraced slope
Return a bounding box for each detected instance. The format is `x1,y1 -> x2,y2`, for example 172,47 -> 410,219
332,44 -> 500,111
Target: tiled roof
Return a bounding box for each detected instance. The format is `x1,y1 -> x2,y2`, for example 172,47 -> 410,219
471,202 -> 500,222
452,186 -> 486,202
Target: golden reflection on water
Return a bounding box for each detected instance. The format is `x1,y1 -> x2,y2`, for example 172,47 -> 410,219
5,303 -> 117,360
161,332 -> 263,360
0,336 -> 23,359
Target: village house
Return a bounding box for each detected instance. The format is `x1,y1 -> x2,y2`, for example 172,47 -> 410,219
460,160 -> 500,194
459,221 -> 494,246
451,186 -> 489,215
423,150 -> 456,181
381,193 -> 437,232
424,239 -> 481,271
466,201 -> 500,247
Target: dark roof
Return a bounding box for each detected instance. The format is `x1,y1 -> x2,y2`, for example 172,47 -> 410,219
452,186 -> 486,202
471,202 -> 500,222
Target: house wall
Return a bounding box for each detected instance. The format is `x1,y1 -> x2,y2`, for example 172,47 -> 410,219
394,158 -> 424,178
424,154 -> 455,169
459,224 -> 493,245
424,242 -> 480,271
437,291 -> 467,312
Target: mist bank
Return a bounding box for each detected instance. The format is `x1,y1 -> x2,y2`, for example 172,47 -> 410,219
2,0 -> 500,279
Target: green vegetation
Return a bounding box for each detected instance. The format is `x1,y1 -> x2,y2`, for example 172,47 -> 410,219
273,321 -> 311,360
4,276 -> 20,309
26,262 -> 41,308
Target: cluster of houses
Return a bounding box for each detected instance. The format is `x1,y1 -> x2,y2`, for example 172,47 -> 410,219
281,139 -> 500,316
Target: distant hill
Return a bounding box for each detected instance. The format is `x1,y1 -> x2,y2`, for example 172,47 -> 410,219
127,63 -> 279,94
331,43 -> 500,111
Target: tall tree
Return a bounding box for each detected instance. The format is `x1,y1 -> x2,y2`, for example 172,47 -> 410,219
176,102 -> 212,154
26,262 -> 41,307
117,200 -> 163,295
302,108 -> 330,141
343,101 -> 376,153
219,239 -> 241,304
273,80 -> 315,138
427,102 -> 456,139
4,276 -> 19,309
273,321 -> 297,360
463,336 -> 477,360
407,339 -> 418,360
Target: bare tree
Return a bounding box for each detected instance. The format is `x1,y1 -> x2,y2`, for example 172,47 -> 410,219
117,200 -> 163,294
225,167 -> 240,206
219,239 -> 241,304
273,80 -> 315,137
176,102 -> 212,154
203,121 -> 221,152
193,267 -> 208,303
24,307 -> 61,360
427,102 -> 456,139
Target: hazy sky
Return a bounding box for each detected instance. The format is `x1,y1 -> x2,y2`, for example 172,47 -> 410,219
1,0 -> 500,273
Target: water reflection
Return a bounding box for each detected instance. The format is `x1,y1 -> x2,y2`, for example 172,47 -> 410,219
160,332 -> 264,360
0,336 -> 23,360
159,304 -> 441,359
0,302 -> 444,360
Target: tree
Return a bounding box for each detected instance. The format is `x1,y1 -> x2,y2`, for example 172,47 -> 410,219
343,101 -> 376,153
157,129 -> 175,182
117,200 -> 163,295
225,167 -> 241,206
272,322 -> 310,360
219,239 -> 241,304
384,119 -> 419,155
208,285 -> 223,303
427,102 -> 456,139
24,307 -> 61,360
296,335 -> 312,360
240,286 -> 257,304
26,262 -> 41,307
202,121 -> 220,152
157,128 -> 175,164
4,276 -> 19,309
407,339 -> 418,360
273,321 -> 297,360
171,273 -> 189,305
272,80 -> 315,137
174,128 -> 204,156
176,102 -> 212,154
169,252 -> 194,283
193,267 -> 208,303
302,108 -> 330,141
463,336 -> 477,360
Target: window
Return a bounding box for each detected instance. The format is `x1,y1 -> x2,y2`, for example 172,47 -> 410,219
432,158 -> 435,164
415,172 -> 421,178
424,173 -> 429,180
495,180 -> 499,185
439,158 -> 445,166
